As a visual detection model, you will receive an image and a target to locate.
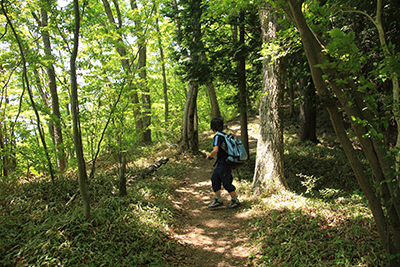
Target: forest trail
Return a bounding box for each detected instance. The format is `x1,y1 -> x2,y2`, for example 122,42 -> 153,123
167,154 -> 258,266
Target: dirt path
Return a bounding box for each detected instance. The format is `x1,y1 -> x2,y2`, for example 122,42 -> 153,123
168,158 -> 257,267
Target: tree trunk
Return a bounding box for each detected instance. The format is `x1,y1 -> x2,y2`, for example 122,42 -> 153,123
181,81 -> 199,154
285,0 -> 400,263
156,17 -> 169,123
33,68 -> 55,145
238,11 -> 249,155
132,0 -> 151,144
71,0 -> 90,220
3,2 -> 55,182
119,154 -> 127,197
206,81 -> 221,119
139,44 -> 151,143
201,51 -> 221,119
0,123 -> 7,177
253,2 -> 288,196
289,83 -> 295,117
40,7 -> 66,172
299,78 -> 318,143
374,0 -> 400,176
102,0 -> 142,143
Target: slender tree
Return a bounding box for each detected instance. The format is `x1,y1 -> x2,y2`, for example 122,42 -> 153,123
70,0 -> 90,220
237,10 -> 249,155
2,0 -> 55,182
169,0 -> 203,153
34,4 -> 66,172
156,17 -> 169,123
282,0 -> 400,264
101,0 -> 142,142
131,0 -> 151,143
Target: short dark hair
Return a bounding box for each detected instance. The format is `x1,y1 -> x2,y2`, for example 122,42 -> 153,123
210,118 -> 224,132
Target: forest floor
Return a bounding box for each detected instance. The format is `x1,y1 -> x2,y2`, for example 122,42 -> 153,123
167,159 -> 258,267
166,119 -> 260,267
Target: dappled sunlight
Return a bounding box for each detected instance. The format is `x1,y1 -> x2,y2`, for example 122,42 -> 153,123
247,189 -> 383,265
171,158 -> 257,266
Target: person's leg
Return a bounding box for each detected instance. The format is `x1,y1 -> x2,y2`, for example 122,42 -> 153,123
209,168 -> 223,208
220,166 -> 239,208
229,191 -> 238,200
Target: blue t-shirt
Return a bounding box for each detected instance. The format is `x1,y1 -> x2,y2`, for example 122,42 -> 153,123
213,132 -> 229,166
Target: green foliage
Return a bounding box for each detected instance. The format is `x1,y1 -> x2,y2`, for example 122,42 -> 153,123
282,108 -> 363,199
248,192 -> 385,266
0,144 -> 184,266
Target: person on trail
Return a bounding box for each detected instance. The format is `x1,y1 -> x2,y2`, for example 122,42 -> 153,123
206,118 -> 240,209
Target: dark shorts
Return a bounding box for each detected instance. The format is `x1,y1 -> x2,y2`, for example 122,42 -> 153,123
210,164 -> 236,193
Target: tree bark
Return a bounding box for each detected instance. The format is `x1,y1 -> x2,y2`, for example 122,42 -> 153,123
238,11 -> 249,156
285,0 -> 400,263
33,68 -> 55,144
119,154 -> 127,197
253,2 -> 288,195
71,0 -> 90,220
2,0 -> 55,182
102,0 -> 142,143
299,78 -> 318,143
39,7 -> 66,172
181,81 -> 199,154
156,17 -> 169,123
132,0 -> 151,144
206,81 -> 221,119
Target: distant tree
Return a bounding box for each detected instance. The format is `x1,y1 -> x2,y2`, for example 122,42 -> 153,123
155,16 -> 169,123
132,0 -> 151,144
101,0 -> 143,142
33,4 -> 67,172
168,0 -> 206,154
299,76 -> 318,143
2,0 -> 56,182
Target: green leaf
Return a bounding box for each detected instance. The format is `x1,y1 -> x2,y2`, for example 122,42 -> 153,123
329,28 -> 344,38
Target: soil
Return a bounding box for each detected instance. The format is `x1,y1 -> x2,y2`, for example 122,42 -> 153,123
167,157 -> 258,267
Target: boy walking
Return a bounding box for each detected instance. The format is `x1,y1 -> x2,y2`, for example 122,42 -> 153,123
206,118 -> 239,209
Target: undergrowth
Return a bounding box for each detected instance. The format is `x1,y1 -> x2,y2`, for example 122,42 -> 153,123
0,112 -> 388,266
233,111 -> 387,266
0,143 -> 187,267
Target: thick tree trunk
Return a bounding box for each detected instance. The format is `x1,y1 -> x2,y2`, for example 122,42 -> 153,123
71,0 -> 90,220
253,2 -> 288,195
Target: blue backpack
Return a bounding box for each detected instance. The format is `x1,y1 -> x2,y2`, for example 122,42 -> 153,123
216,132 -> 248,167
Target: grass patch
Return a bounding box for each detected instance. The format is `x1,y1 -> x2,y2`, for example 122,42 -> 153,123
0,143 -> 186,267
247,192 -> 385,266
228,112 -> 387,266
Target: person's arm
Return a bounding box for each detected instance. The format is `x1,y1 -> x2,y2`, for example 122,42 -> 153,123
206,145 -> 219,160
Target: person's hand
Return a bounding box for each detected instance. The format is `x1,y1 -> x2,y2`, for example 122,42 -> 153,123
206,155 -> 213,161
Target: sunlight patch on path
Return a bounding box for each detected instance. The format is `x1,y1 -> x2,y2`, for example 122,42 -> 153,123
170,160 -> 257,266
